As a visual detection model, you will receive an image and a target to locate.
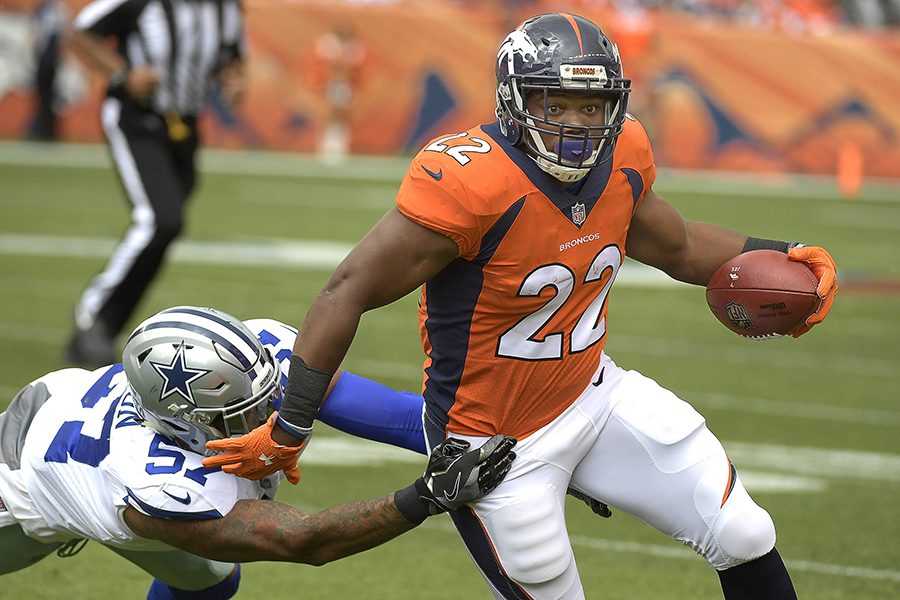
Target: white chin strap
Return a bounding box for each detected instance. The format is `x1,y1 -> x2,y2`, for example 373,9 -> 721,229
532,154 -> 591,182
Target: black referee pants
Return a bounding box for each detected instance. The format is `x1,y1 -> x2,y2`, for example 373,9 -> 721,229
73,97 -> 199,337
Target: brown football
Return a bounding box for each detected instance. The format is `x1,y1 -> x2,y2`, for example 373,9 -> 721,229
706,250 -> 820,339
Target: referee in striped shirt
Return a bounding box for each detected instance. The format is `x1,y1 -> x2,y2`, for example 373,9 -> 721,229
65,0 -> 247,367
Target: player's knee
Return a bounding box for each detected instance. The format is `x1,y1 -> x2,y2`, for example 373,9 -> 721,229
489,485 -> 573,585
710,499 -> 776,569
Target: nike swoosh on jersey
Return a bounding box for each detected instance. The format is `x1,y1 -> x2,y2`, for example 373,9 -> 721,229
421,165 -> 443,181
592,367 -> 605,387
443,471 -> 462,503
163,490 -> 192,505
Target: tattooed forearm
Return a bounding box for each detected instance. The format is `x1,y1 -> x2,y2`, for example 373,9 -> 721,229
123,493 -> 419,565
295,493 -> 418,565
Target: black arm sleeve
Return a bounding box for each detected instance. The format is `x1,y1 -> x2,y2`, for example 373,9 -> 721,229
742,237 -> 795,254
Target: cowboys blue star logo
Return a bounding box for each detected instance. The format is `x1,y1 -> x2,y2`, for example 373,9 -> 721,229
150,343 -> 211,406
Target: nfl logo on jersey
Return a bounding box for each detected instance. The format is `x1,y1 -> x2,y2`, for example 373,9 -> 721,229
571,202 -> 586,225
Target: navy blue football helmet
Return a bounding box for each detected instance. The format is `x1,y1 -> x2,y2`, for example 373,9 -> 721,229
496,13 -> 631,182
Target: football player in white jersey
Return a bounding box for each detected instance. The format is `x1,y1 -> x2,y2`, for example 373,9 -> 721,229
0,306 -> 515,599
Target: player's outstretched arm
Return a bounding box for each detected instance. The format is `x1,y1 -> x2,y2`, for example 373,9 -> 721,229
124,494 -> 416,566
132,435 -> 515,565
204,210 -> 459,480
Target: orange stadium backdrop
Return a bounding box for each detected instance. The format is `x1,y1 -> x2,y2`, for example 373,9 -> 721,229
2,0 -> 899,177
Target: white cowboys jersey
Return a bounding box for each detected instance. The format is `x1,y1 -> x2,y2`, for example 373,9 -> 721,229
244,318 -> 299,397
0,319 -> 299,549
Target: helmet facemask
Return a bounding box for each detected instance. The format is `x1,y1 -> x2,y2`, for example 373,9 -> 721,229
499,70 -> 630,183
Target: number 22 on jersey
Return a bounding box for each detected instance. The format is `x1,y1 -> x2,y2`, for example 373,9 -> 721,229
425,133 -> 491,165
497,245 -> 622,360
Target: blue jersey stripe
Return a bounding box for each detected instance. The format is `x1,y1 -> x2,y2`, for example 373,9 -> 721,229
422,197 -> 526,433
124,488 -> 222,520
620,167 -> 644,206
450,508 -> 533,599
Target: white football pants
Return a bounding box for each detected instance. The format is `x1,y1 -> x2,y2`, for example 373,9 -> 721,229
434,354 -> 776,600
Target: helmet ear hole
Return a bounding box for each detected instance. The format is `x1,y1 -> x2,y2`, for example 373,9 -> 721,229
504,119 -> 522,145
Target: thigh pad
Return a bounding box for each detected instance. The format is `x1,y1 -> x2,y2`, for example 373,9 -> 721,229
484,484 -> 572,585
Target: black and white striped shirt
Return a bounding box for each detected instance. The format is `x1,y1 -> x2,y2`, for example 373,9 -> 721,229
73,0 -> 245,116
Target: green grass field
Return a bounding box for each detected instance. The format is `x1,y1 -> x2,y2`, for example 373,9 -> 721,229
1,141 -> 898,598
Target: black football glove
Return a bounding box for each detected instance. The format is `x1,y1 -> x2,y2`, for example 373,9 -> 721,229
416,434 -> 517,514
567,487 -> 613,519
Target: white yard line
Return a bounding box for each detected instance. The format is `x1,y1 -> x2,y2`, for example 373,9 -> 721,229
0,141 -> 408,182
2,140 -> 899,202
726,441 -> 900,482
0,232 -> 686,286
303,436 -> 899,485
687,391 -> 900,427
0,234 -> 351,270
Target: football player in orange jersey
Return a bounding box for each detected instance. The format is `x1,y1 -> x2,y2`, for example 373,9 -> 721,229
206,13 -> 838,599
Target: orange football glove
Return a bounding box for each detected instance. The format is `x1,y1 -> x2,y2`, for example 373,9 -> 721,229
788,245 -> 838,338
202,414 -> 306,484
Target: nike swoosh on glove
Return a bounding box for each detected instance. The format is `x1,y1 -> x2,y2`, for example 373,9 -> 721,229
203,414 -> 305,484
788,245 -> 838,338
418,434 -> 517,513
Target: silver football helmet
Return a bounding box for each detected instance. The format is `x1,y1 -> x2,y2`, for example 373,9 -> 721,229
122,306 -> 281,455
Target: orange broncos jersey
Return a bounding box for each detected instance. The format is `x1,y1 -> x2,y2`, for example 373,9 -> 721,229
396,117 -> 656,440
